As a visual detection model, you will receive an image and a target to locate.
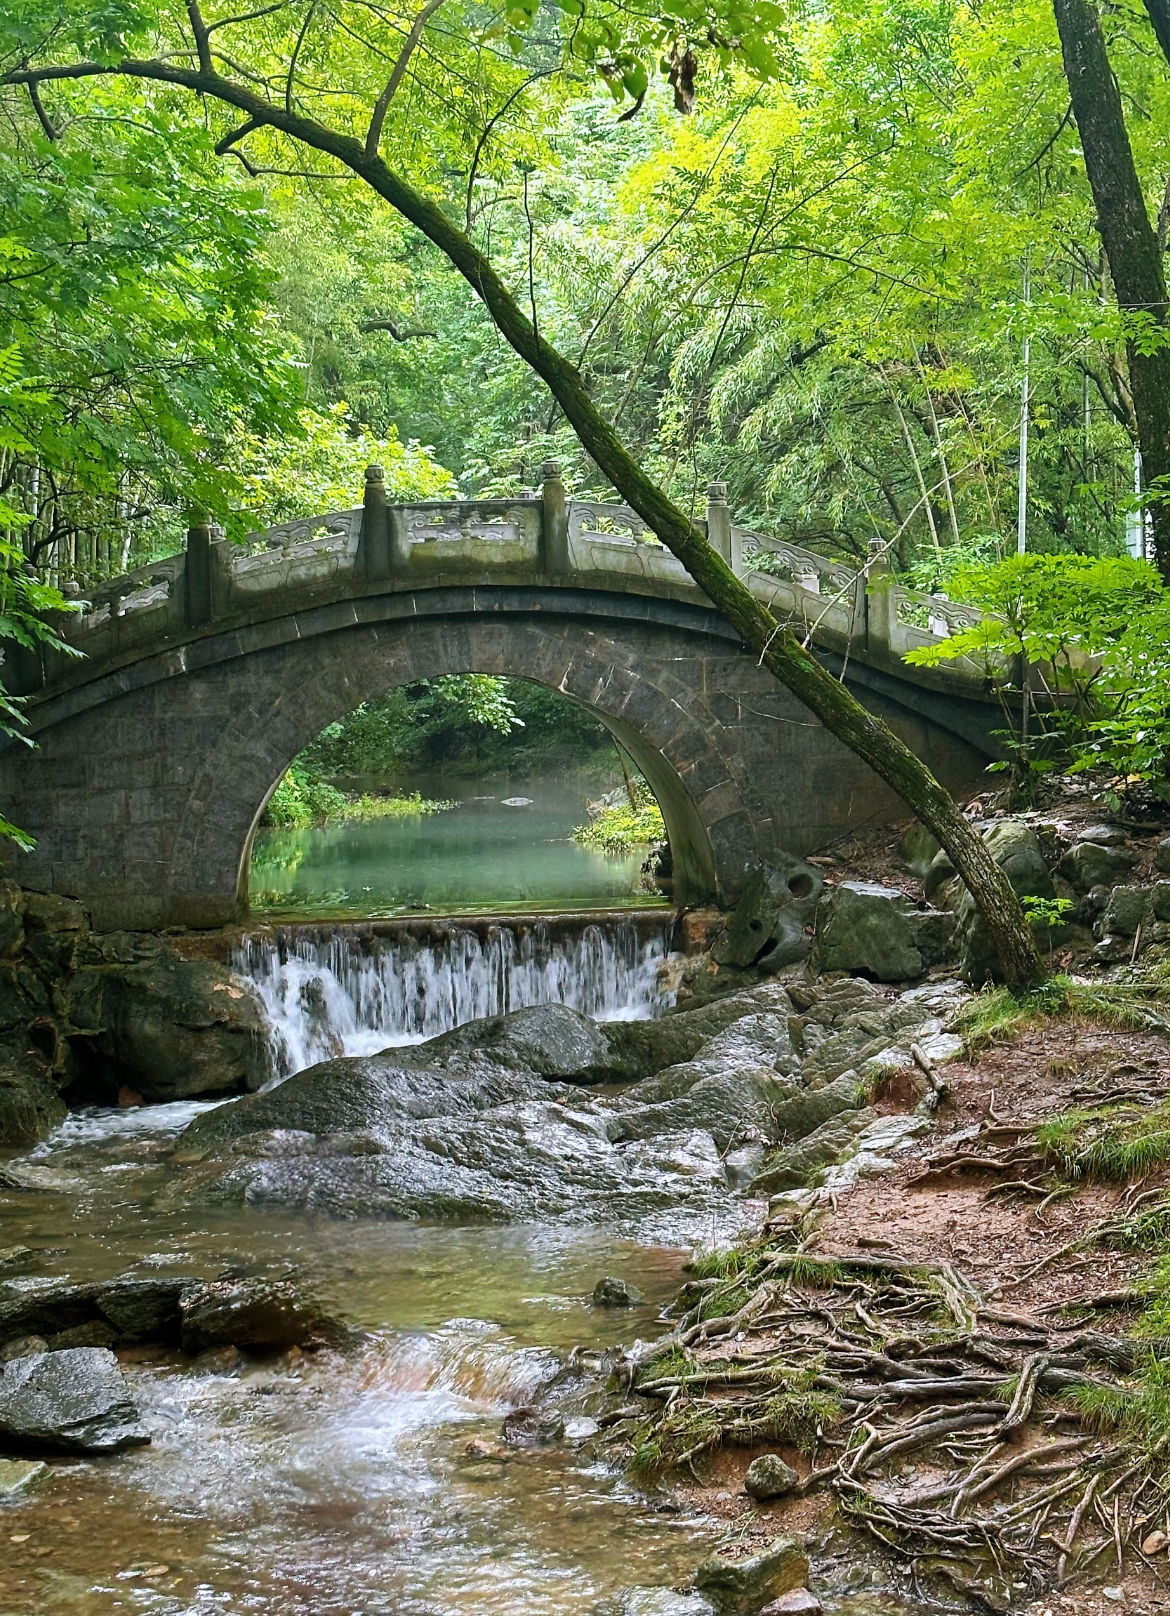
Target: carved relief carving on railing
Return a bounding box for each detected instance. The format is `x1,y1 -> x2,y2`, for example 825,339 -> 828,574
73,553 -> 185,632
736,528 -> 856,598
246,509 -> 363,552
895,587 -> 985,639
402,500 -> 532,547
569,501 -> 655,545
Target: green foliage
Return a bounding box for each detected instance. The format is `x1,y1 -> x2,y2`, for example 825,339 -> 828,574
573,775 -> 665,852
263,765 -> 453,827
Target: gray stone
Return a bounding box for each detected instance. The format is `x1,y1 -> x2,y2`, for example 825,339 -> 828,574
751,1109 -> 875,1194
898,821 -> 941,879
0,1348 -> 149,1453
712,859 -> 823,971
0,1457 -> 49,1496
1059,841 -> 1138,893
0,1275 -> 187,1349
694,1538 -> 809,1615
178,1276 -> 345,1355
1157,837 -> 1170,876
769,1072 -> 864,1140
815,882 -> 952,982
1153,882 -> 1170,923
1077,823 -> 1129,847
744,1453 -> 800,1499
0,1048 -> 65,1150
1097,885 -> 1153,939
592,1276 -> 642,1307
416,1002 -> 619,1082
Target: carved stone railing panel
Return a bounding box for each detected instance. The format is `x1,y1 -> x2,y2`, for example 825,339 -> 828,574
245,508 -> 363,552
569,501 -> 656,546
735,527 -> 858,597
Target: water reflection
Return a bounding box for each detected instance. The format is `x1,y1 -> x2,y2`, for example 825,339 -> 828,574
249,777 -> 663,918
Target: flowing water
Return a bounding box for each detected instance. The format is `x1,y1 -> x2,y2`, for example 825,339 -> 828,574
236,915 -> 675,1076
1,906 -> 932,1614
249,777 -> 663,919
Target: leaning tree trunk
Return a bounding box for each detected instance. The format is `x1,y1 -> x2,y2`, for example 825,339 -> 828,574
4,56 -> 1047,991
1055,0 -> 1170,582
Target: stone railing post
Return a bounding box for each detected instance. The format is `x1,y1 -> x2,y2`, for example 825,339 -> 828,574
540,460 -> 570,576
185,512 -> 214,628
865,538 -> 894,656
706,481 -> 740,573
358,463 -> 393,581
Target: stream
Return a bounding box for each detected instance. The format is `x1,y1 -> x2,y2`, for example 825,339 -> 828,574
1,919 -> 932,1616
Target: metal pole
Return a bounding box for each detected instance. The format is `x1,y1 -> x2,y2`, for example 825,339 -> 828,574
1017,261 -> 1030,556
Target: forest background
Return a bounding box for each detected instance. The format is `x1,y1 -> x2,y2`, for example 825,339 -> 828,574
5,0 -> 1170,820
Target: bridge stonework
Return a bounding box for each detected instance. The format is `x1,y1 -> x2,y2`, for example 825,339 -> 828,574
0,471 -> 1004,931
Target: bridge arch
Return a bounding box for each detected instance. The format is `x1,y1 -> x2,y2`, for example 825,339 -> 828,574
0,580 -> 997,933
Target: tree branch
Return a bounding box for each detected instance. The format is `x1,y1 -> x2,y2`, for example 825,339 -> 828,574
187,1 -> 213,74
26,80 -> 57,139
365,0 -> 445,158
359,318 -> 436,339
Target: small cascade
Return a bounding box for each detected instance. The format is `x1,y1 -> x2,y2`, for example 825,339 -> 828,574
234,914 -> 677,1079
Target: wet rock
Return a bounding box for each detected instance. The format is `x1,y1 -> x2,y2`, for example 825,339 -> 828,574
618,1592 -> 715,1616
86,953 -> 273,1101
760,1594 -> 822,1616
694,1537 -> 809,1615
1059,840 -> 1138,893
815,882 -> 952,981
0,1347 -> 149,1454
1097,884 -> 1152,939
609,1063 -> 788,1153
464,1436 -> 506,1461
750,1109 -> 874,1194
0,1048 -> 66,1150
416,1002 -> 620,1082
178,1276 -> 344,1355
0,1275 -> 187,1349
0,1456 -> 48,1496
592,1276 -> 642,1307
712,860 -> 823,971
502,1405 -> 565,1446
744,1453 -> 800,1500
47,1321 -> 119,1351
608,986 -> 795,1077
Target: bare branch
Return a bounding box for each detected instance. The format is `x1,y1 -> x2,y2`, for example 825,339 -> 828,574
285,2 -> 317,115
187,1 -> 213,73
206,2 -> 292,34
465,68 -> 556,232
359,319 -> 437,339
214,116 -> 258,154
26,80 -> 57,139
364,0 -> 445,158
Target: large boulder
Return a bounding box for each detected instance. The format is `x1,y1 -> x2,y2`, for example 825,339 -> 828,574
712,859 -> 823,970
411,1002 -> 619,1082
87,952 -> 273,1100
1059,840 -> 1138,893
0,1347 -> 149,1454
814,882 -> 952,981
0,1275 -> 187,1350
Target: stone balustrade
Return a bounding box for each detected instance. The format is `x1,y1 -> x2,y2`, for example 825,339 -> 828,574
10,463 -> 995,703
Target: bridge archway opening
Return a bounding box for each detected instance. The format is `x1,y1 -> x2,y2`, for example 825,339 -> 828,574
242,673 -> 718,917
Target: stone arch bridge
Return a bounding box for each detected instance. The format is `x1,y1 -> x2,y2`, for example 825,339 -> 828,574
0,467 -> 1001,931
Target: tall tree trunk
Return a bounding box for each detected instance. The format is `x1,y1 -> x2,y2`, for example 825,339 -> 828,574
1054,0 -> 1170,580
5,55 -> 1047,991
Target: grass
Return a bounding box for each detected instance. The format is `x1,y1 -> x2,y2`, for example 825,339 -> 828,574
954,973 -> 1170,1052
1037,1101 -> 1170,1182
334,790 -> 456,822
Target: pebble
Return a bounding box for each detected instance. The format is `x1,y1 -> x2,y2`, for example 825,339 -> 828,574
1102,1590 -> 1124,1603
1141,1529 -> 1168,1554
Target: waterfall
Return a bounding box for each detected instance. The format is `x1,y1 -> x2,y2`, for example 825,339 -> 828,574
234,916 -> 677,1079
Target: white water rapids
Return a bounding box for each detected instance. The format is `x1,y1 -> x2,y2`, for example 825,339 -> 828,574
234,917 -> 676,1078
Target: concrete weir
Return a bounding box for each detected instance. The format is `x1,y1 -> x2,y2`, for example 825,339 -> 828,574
0,467 -> 1004,930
